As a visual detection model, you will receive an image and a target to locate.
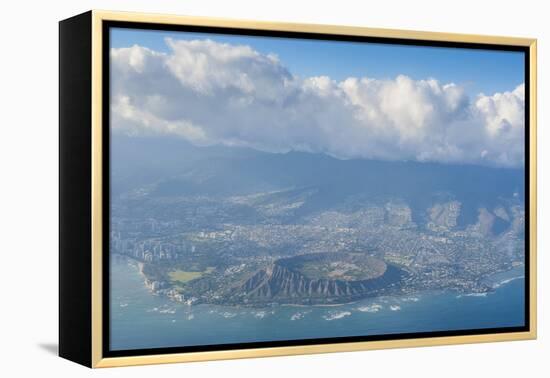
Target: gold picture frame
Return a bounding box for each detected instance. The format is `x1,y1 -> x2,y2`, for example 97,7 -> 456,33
59,10 -> 537,368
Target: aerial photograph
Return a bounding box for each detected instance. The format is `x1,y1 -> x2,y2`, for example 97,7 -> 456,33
108,27 -> 526,351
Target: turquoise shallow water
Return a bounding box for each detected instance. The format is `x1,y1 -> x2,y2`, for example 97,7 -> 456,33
110,257 -> 525,351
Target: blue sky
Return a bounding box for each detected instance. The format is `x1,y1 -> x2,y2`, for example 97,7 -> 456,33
111,27 -> 524,96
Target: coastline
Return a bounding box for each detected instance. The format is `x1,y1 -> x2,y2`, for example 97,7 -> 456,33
115,254 -> 525,309
110,256 -> 526,351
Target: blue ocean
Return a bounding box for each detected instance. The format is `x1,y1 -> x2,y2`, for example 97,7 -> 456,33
110,257 -> 525,351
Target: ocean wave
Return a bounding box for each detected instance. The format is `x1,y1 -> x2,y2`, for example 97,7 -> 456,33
290,311 -> 310,320
492,276 -> 524,289
357,304 -> 383,313
401,296 -> 420,302
159,308 -> 176,314
457,292 -> 488,298
323,311 -> 351,321
390,305 -> 401,311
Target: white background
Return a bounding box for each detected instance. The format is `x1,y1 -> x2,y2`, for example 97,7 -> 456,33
0,0 -> 547,376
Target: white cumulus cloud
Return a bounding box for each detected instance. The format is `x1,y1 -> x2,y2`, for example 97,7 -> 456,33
110,39 -> 525,168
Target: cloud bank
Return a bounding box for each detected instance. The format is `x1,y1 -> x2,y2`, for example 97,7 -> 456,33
111,38 -> 525,168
